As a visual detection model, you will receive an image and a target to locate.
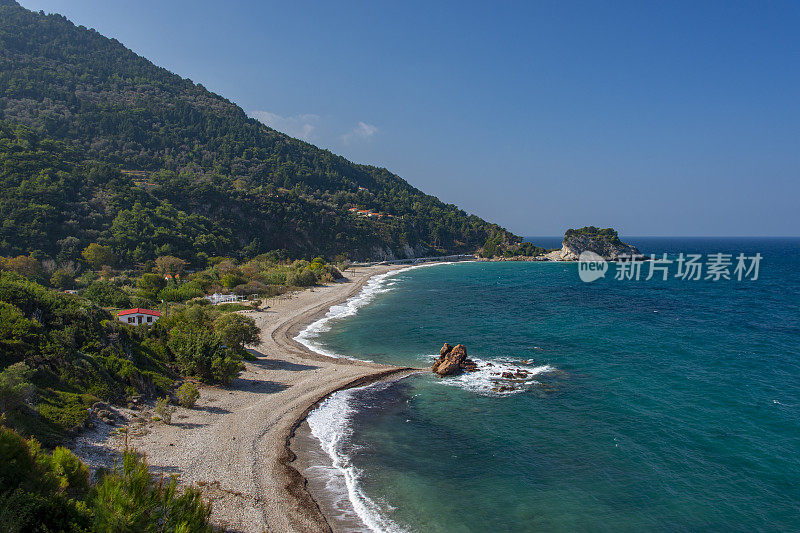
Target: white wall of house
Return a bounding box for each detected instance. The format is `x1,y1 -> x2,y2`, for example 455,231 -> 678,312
118,313 -> 160,325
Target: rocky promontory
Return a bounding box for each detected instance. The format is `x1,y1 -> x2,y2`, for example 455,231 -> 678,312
432,343 -> 478,376
545,226 -> 643,261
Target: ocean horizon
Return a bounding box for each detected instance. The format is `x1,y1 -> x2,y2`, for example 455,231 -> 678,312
298,237 -> 800,532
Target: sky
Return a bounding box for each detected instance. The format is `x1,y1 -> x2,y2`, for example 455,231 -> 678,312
19,0 -> 800,236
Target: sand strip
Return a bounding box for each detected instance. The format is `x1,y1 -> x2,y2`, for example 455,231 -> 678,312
73,265 -> 421,532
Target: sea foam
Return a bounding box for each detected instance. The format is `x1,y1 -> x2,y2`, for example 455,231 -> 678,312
294,271 -> 398,360
307,385 -> 407,533
431,355 -> 556,396
294,262 -> 457,360
301,261 -> 545,531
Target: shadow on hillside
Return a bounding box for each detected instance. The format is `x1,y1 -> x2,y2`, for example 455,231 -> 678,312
194,404 -> 232,415
247,356 -> 318,372
171,421 -> 208,430
234,378 -> 287,394
151,464 -> 181,475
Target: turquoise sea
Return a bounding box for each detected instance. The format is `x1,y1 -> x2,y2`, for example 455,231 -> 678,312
300,238 -> 800,532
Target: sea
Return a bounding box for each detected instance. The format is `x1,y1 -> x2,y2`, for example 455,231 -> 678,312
296,237 -> 800,532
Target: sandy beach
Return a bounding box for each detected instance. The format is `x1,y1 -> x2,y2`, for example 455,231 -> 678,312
73,265 -> 418,532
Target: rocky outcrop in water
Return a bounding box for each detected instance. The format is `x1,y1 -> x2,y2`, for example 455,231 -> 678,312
545,226 -> 643,261
432,343 -> 478,376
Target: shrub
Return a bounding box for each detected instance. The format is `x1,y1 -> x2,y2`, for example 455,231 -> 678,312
177,281 -> 204,300
213,303 -> 250,312
286,268 -> 317,287
91,450 -> 213,532
154,396 -> 175,424
0,426 -> 92,531
220,273 -> 244,289
260,270 -> 286,285
0,425 -> 214,531
49,270 -> 74,290
0,302 -> 40,365
50,446 -> 91,497
157,286 -> 184,302
0,363 -> 34,412
176,382 -> 199,408
82,281 -> 132,308
158,281 -> 204,303
167,325 -> 243,385
210,356 -> 243,386
137,273 -> 166,301
214,313 -> 260,352
75,269 -> 99,288
327,265 -> 343,279
232,280 -> 267,296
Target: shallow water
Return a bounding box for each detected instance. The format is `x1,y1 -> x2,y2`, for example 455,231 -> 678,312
304,238 -> 800,532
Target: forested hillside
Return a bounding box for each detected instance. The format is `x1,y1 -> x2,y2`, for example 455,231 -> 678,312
0,0 -> 516,264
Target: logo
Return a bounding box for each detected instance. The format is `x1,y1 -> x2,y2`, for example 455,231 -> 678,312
578,251 -> 608,282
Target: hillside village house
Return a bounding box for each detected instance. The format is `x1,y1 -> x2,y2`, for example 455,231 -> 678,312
117,308 -> 161,325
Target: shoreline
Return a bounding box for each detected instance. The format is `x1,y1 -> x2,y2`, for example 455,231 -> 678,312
72,264 -> 425,532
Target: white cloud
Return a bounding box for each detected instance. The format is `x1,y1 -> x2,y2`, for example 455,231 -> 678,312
250,110 -> 319,141
341,121 -> 378,145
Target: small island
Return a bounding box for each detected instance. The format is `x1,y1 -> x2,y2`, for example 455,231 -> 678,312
546,226 -> 643,261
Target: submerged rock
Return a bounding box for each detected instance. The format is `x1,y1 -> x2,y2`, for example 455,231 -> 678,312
432,343 -> 476,376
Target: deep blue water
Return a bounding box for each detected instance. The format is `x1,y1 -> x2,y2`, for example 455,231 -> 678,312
304,238 -> 800,532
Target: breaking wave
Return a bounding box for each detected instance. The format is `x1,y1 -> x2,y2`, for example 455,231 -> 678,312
294,262 -> 457,360
306,385 -> 407,533
429,354 -> 557,396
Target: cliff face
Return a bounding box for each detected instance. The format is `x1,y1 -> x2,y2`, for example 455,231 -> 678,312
546,227 -> 641,261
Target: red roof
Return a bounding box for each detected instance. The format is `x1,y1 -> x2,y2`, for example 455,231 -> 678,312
118,308 -> 162,317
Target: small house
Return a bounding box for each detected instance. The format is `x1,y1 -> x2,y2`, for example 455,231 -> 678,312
118,308 -> 162,325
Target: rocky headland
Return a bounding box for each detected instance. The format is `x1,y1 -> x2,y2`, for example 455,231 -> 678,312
545,226 -> 643,261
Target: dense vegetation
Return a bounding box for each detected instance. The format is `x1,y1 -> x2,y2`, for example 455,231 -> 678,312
0,246 -> 348,530
0,271 -> 172,445
564,226 -> 625,246
0,238 -> 347,530
0,1 -> 534,527
479,232 -> 548,258
0,0 -> 519,264
0,266 -> 280,446
0,423 -> 214,532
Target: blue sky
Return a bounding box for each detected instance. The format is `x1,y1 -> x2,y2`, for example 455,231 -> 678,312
20,1 -> 800,236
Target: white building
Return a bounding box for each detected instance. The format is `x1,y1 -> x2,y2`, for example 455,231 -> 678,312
117,308 -> 162,325
205,293 -> 247,304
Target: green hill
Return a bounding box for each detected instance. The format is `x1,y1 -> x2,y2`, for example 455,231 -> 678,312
0,0 -> 516,264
